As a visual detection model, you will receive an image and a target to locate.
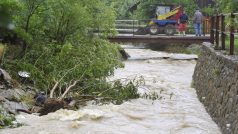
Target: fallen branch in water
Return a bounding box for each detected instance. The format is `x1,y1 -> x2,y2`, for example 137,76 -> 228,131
50,79 -> 59,98
38,76 -> 144,115
49,64 -> 82,98
60,80 -> 80,100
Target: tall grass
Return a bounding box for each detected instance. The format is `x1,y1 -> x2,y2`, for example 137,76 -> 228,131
0,44 -> 6,65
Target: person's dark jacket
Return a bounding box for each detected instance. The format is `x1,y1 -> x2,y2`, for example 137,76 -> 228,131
180,13 -> 188,24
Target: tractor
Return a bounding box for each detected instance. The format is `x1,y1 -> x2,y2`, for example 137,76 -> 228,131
137,5 -> 183,35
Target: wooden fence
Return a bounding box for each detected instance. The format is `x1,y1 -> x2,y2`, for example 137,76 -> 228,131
210,13 -> 238,55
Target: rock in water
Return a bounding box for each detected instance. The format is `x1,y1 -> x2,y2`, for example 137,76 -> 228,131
119,49 -> 130,60
2,99 -> 29,114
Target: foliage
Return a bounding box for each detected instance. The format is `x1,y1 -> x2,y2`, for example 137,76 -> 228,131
216,0 -> 238,13
102,0 -> 138,19
1,0 -> 161,106
20,94 -> 35,107
106,80 -> 140,104
2,0 -> 125,99
5,39 -> 122,93
76,76 -> 161,105
178,0 -> 197,17
142,91 -> 161,101
109,0 -> 197,20
0,0 -> 19,41
214,1 -> 238,31
0,105 -> 15,129
202,6 -> 215,16
0,0 -> 18,28
11,0 -> 117,45
225,37 -> 238,55
135,0 -> 197,19
91,77 -> 144,105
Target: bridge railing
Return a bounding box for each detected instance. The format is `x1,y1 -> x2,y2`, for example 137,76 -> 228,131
211,13 -> 238,55
115,19 -> 210,36
115,19 -> 149,34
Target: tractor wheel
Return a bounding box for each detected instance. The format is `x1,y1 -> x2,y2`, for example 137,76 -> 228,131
149,24 -> 159,35
165,24 -> 176,36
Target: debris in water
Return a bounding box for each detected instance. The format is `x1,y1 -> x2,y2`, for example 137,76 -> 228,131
169,92 -> 174,100
119,49 -> 130,60
34,92 -> 47,106
38,99 -> 65,116
226,124 -> 231,128
18,71 -> 30,78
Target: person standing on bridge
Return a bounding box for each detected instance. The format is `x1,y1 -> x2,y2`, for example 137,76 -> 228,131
178,10 -> 188,36
193,9 -> 203,36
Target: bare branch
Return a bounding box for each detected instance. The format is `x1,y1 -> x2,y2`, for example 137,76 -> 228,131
60,80 -> 80,100
49,64 -> 81,98
50,65 -> 86,99
50,79 -> 59,98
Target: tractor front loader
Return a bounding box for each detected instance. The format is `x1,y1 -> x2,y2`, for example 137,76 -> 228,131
136,5 -> 182,36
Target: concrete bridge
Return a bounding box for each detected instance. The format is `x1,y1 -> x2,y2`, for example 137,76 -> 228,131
108,34 -> 210,44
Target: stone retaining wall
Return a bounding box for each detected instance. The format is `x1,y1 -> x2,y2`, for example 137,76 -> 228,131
193,42 -> 238,134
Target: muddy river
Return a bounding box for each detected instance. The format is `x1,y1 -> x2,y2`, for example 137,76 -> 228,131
0,44 -> 221,134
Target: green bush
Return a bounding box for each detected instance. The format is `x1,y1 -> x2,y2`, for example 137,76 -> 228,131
4,39 -> 123,93
85,77 -> 144,105
1,0 -> 147,104
0,105 -> 15,129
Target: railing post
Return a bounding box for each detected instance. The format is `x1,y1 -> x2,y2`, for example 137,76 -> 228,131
221,14 -> 226,50
206,18 -> 209,35
230,13 -> 235,55
210,16 -> 215,44
215,15 -> 220,48
132,20 -> 134,36
203,19 -> 206,36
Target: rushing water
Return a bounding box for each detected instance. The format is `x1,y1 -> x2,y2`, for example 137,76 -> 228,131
0,44 -> 221,134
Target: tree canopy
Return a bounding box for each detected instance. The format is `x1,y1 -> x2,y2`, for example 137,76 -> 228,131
106,0 -> 198,19
216,0 -> 238,13
1,0 -> 122,93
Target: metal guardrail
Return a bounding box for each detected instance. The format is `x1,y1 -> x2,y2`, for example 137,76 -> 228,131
115,19 -> 210,36
211,13 -> 238,55
115,20 -> 149,35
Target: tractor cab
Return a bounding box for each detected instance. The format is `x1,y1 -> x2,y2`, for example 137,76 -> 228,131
148,5 -> 182,35
155,5 -> 171,17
